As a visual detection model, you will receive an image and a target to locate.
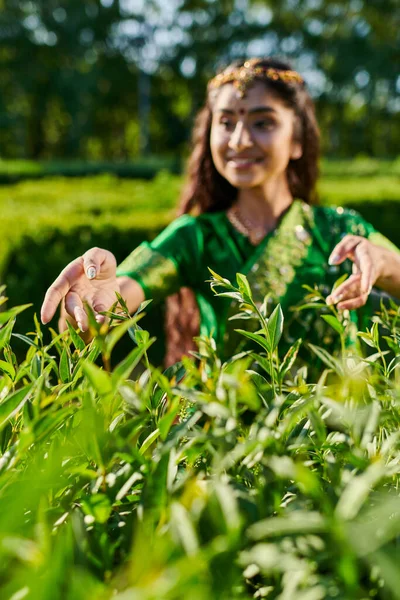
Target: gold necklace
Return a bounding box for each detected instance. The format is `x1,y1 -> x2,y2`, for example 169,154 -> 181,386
227,205 -> 270,245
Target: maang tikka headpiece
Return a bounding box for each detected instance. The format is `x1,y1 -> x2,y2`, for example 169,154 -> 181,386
208,58 -> 304,98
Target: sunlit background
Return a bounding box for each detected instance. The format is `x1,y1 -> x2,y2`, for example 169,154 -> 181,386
1,0 -> 399,160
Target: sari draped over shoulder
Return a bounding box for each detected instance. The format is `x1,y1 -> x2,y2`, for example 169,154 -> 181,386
117,200 -> 400,360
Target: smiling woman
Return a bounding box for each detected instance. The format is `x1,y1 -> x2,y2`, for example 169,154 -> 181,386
41,57 -> 400,366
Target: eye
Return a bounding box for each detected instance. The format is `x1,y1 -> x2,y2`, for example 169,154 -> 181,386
253,119 -> 275,130
219,117 -> 235,131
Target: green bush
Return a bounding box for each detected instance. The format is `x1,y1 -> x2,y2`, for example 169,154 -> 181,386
0,157 -> 182,184
0,275 -> 399,599
320,156 -> 400,178
0,167 -> 399,360
1,156 -> 399,184
0,173 -> 180,360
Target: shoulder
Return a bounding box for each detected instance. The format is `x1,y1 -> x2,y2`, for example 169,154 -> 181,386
160,212 -> 224,232
162,211 -> 227,238
163,213 -> 198,232
153,214 -> 198,243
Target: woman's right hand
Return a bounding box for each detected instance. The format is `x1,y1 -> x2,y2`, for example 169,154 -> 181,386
40,247 -> 120,331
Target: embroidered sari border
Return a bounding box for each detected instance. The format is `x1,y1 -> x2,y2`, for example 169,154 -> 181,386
116,242 -> 180,300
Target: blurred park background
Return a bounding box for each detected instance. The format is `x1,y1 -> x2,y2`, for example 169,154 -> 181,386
0,0 -> 399,353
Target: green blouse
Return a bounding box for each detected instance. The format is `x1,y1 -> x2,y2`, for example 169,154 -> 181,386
117,200 -> 399,358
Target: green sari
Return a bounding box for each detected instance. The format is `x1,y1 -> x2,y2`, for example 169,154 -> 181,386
117,200 -> 399,358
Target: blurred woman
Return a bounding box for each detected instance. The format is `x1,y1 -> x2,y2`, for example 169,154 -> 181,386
41,57 -> 400,364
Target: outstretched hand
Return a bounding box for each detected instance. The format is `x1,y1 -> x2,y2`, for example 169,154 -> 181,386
41,247 -> 120,331
326,235 -> 384,311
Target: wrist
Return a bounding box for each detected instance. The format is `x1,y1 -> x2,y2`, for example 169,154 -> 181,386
374,245 -> 399,288
374,246 -> 389,284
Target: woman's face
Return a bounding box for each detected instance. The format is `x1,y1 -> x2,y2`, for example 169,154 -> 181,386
210,81 -> 302,190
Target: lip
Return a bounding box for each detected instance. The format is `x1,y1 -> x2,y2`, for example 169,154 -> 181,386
226,157 -> 263,169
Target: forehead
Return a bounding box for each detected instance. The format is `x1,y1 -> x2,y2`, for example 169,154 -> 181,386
211,81 -> 292,116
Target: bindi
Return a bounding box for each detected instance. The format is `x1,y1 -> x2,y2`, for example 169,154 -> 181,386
238,108 -> 246,115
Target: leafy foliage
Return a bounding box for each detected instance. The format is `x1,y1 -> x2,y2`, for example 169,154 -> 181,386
0,274 -> 400,599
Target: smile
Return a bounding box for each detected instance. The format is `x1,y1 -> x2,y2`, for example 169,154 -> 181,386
226,157 -> 263,169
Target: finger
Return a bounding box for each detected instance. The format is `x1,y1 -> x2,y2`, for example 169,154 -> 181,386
58,302 -> 69,333
354,243 -> 374,294
82,248 -> 117,281
337,293 -> 369,311
326,273 -> 361,305
328,235 -> 363,265
41,257 -> 84,324
58,301 -> 79,333
65,291 -> 88,331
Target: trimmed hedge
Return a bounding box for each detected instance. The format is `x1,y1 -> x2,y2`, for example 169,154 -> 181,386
0,157 -> 182,184
1,168 -> 399,360
0,172 -> 180,361
320,156 -> 400,178
1,156 -> 399,184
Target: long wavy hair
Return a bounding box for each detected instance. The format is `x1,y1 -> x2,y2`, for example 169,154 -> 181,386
164,57 -> 320,366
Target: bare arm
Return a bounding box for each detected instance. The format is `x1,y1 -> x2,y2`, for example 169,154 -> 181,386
117,275 -> 145,313
374,246 -> 400,299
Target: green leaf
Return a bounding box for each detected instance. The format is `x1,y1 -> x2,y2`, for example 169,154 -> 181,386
0,318 -> 16,351
82,361 -> 113,396
114,290 -> 130,314
66,320 -> 86,351
12,333 -> 39,348
30,354 -> 41,379
236,273 -> 252,300
290,302 -> 327,311
215,482 -> 241,534
33,313 -> 43,342
332,272 -> 349,291
321,314 -> 345,334
104,315 -> 142,358
207,268 -> 232,287
217,291 -> 245,302
250,353 -> 272,376
81,494 -> 112,524
335,462 -> 387,521
32,405 -> 77,443
371,321 -> 380,346
266,304 -> 284,351
0,384 -> 33,429
0,359 -> 15,380
280,338 -> 302,377
170,502 -> 199,555
235,329 -> 271,353
59,347 -> 71,383
112,341 -> 153,386
308,343 -> 344,376
357,331 -> 375,348
159,397 -> 180,441
139,428 -> 160,455
302,284 -> 321,294
247,511 -> 326,540
134,299 -> 153,315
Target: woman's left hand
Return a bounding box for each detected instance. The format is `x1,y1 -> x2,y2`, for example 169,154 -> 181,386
325,235 -> 384,310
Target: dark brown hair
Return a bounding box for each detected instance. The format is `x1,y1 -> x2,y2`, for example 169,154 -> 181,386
164,57 -> 320,366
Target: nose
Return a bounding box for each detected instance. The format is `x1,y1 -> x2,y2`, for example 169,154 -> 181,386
228,121 -> 254,152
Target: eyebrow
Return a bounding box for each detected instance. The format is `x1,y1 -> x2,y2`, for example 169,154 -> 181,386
217,106 -> 277,115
